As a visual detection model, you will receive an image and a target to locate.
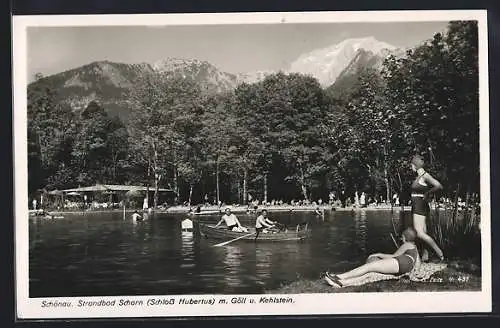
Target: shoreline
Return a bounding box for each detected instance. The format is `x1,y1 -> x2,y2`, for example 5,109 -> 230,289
27,204 -> 470,217
29,205 -> 413,217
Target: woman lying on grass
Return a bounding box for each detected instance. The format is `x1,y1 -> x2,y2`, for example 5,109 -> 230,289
325,227 -> 421,288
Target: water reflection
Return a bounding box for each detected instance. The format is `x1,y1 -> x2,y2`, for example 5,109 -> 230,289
354,210 -> 368,253
222,245 -> 244,288
181,231 -> 194,258
29,210 -> 405,297
255,246 -> 273,282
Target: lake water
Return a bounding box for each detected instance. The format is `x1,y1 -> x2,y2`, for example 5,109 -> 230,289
29,210 -> 409,297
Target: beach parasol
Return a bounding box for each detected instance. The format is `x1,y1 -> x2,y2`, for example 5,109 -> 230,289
125,187 -> 144,199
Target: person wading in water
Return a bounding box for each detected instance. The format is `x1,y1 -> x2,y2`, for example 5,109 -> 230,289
409,154 -> 444,262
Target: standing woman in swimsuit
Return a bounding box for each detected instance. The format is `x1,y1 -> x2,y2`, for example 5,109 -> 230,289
410,155 -> 444,261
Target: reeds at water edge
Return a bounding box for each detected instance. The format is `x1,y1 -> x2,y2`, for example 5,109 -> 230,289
427,201 -> 481,261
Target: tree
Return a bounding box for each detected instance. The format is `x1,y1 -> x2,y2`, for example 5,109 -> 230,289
27,78 -> 77,193
71,101 -> 128,186
128,72 -> 204,208
381,20 -> 479,199
201,92 -> 237,204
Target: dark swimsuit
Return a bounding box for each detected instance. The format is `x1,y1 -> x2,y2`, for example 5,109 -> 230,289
395,246 -> 418,274
411,172 -> 431,216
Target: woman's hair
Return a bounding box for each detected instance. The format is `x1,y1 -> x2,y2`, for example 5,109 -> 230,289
402,227 -> 417,242
411,155 -> 425,169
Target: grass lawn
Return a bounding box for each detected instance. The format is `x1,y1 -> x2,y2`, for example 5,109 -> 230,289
267,260 -> 481,294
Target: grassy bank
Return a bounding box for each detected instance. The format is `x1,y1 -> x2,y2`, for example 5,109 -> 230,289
267,260 -> 481,294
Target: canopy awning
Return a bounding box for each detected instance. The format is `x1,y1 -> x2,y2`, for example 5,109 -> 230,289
60,184 -> 175,194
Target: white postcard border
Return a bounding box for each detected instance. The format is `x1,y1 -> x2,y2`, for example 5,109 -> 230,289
13,10 -> 492,319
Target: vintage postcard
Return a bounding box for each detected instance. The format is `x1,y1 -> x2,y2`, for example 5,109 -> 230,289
13,10 -> 491,319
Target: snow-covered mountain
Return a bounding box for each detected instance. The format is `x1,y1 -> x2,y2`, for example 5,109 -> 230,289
288,36 -> 402,87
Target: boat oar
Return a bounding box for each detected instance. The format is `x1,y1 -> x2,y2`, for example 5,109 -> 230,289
390,232 -> 399,248
213,232 -> 256,247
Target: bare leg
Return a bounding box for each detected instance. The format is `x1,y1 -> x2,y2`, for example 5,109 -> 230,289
340,275 -> 374,287
413,214 -> 443,259
337,258 -> 400,280
421,249 -> 429,262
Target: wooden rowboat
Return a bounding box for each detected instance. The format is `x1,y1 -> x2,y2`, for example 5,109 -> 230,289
199,223 -> 311,242
191,210 -> 222,216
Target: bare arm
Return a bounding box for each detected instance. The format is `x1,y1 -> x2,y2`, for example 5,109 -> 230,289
392,243 -> 411,257
263,217 -> 276,226
369,253 -> 393,259
262,220 -> 274,228
414,252 -> 422,270
424,173 -> 443,198
214,218 -> 224,228
372,243 -> 410,259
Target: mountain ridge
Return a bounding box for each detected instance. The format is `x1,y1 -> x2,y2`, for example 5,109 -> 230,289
28,36 -> 410,120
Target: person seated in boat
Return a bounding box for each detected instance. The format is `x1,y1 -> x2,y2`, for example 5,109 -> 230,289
214,207 -> 244,231
132,210 -> 143,222
255,209 -> 277,239
324,227 -> 420,288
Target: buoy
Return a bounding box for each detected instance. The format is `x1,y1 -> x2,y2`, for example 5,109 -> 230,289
181,218 -> 194,231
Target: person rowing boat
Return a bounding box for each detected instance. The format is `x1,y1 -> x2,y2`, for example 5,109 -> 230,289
255,209 -> 278,240
214,207 -> 245,231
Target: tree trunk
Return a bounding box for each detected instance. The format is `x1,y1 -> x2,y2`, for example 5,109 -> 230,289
216,155 -> 220,205
263,174 -> 268,205
146,157 -> 151,209
243,168 -> 248,205
237,178 -> 241,204
112,153 -> 117,180
154,172 -> 159,210
397,170 -> 404,211
300,167 -> 308,201
173,166 -> 179,203
154,146 -> 159,210
189,184 -> 193,206
384,165 -> 390,204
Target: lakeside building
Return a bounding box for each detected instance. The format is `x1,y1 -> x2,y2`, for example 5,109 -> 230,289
34,184 -> 177,210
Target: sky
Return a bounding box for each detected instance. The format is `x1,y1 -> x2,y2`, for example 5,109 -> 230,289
27,21 -> 449,80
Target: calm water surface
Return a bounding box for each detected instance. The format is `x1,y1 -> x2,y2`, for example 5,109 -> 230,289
29,210 -> 407,297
